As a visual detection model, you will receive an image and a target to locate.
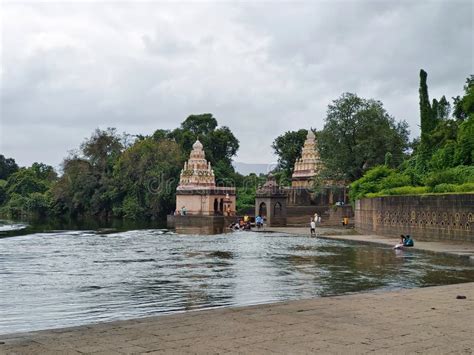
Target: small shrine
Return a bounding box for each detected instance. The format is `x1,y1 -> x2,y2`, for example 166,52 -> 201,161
291,130 -> 324,188
255,173 -> 287,226
175,140 -> 235,216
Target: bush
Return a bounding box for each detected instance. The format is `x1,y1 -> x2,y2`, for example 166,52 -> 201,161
432,183 -> 458,193
383,186 -> 429,195
365,186 -> 428,198
236,187 -> 256,213
122,195 -> 144,220
455,182 -> 474,192
423,165 -> 474,188
350,166 -> 412,201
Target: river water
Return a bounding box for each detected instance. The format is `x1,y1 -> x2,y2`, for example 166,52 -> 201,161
1,221 -> 473,335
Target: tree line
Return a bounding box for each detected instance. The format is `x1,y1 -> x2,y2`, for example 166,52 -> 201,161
350,71 -> 474,201
1,70 -> 472,220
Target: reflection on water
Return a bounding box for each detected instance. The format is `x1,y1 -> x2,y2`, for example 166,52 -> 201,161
1,227 -> 473,335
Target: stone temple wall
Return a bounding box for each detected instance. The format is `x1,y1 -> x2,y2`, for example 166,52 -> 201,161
355,194 -> 474,242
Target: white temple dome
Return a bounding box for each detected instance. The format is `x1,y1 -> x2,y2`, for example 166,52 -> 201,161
307,130 -> 315,140
192,139 -> 203,150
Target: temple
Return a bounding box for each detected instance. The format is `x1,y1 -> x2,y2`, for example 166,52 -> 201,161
255,174 -> 287,226
285,129 -> 351,225
291,130 -> 323,188
175,140 -> 236,216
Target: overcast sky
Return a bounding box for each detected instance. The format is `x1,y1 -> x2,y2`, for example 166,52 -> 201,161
1,0 -> 472,169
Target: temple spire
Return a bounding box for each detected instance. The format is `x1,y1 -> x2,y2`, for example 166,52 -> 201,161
177,140 -> 216,190
291,129 -> 323,188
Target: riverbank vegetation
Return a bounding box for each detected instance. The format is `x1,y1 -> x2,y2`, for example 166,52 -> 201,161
1,70 -> 472,220
349,71 -> 474,201
0,114 -> 249,220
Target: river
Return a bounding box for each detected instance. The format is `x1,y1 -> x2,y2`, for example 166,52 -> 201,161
1,220 -> 473,334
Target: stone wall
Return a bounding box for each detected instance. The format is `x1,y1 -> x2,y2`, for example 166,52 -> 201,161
355,194 -> 474,242
286,205 -> 353,226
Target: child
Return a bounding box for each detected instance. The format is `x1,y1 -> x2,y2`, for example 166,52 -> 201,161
310,219 -> 316,237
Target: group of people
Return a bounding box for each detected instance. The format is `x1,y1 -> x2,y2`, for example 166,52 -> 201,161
174,206 -> 187,216
228,214 -> 265,231
229,215 -> 252,231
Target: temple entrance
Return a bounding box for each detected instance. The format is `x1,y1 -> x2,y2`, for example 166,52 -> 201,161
219,198 -> 224,213
259,202 -> 267,217
274,202 -> 282,216
214,198 -> 218,214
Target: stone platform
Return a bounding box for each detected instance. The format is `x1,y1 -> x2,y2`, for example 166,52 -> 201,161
1,283 -> 473,354
264,227 -> 474,260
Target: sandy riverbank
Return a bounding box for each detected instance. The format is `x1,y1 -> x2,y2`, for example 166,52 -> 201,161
1,282 -> 473,354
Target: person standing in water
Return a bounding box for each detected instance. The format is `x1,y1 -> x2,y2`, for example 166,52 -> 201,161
310,218 -> 316,237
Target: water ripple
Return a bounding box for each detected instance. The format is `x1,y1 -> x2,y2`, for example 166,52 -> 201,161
0,229 -> 473,335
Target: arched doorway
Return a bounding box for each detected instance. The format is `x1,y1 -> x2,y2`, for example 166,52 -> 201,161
214,198 -> 218,214
259,202 -> 267,217
219,198 -> 224,213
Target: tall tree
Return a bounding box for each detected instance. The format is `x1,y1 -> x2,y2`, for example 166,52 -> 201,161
165,114 -> 239,181
318,93 -> 409,181
81,127 -> 124,174
114,138 -> 183,219
453,75 -> 474,121
419,69 -> 436,139
271,129 -> 308,179
432,95 -> 451,120
0,155 -> 19,180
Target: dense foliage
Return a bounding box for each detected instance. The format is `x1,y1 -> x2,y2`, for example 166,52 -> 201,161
0,162 -> 57,218
350,71 -> 474,201
271,129 -> 308,180
0,114 -> 248,220
318,93 -> 410,181
271,94 -> 410,183
2,72 -> 472,219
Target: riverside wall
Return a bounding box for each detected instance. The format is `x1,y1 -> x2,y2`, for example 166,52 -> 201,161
355,194 -> 474,242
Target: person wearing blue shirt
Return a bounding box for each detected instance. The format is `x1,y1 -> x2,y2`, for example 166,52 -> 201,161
403,235 -> 414,247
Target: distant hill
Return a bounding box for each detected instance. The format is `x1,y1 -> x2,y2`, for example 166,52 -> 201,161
233,162 -> 276,176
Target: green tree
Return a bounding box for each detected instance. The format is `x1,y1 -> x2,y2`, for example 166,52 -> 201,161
432,95 -> 451,121
271,129 -> 308,179
6,168 -> 50,196
419,69 -> 437,138
1,163 -> 56,218
318,93 -> 409,181
114,138 -> 183,219
81,128 -> 124,174
454,116 -> 474,165
453,75 -> 474,121
50,158 -> 99,217
180,113 -> 218,135
51,128 -> 125,218
164,114 -> 239,181
0,155 -> 19,180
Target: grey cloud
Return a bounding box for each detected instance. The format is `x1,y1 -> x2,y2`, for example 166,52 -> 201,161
1,1 -> 472,168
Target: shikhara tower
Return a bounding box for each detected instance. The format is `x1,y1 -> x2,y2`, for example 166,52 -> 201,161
291,130 -> 323,188
175,139 -> 235,216
177,140 -> 215,190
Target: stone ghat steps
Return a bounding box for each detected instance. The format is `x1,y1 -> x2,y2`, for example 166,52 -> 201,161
286,205 -> 353,226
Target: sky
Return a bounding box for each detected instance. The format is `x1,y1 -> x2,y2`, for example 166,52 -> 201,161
1,0 -> 472,170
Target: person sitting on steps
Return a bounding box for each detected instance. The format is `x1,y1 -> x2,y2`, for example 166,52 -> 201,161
403,234 -> 414,247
